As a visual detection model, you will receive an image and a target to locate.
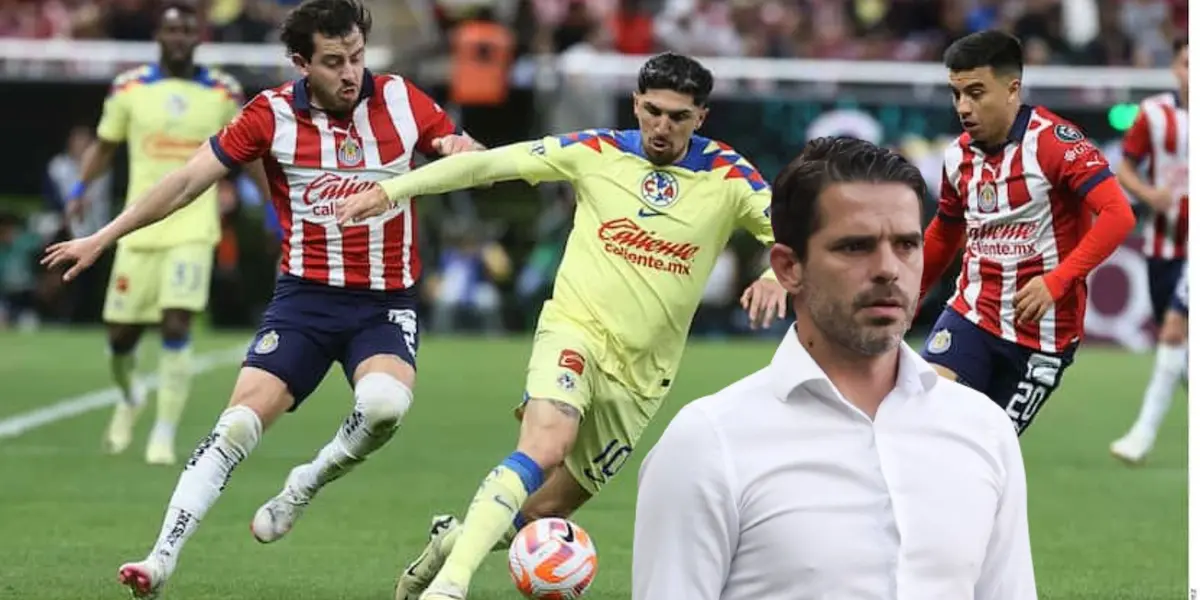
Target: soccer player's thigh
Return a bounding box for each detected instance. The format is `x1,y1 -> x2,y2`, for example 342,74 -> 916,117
102,246 -> 163,326
341,294 -> 420,388
157,243 -> 215,320
561,374 -> 660,498
241,293 -> 338,420
988,342 -> 1077,436
919,309 -> 995,393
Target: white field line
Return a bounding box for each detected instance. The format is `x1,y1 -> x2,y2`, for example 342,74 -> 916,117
0,345 -> 246,440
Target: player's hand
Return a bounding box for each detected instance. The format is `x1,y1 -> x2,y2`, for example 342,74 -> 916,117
431,134 -> 484,156
336,184 -> 391,226
741,278 -> 788,329
1144,187 -> 1175,213
1014,276 -> 1055,324
41,233 -> 106,282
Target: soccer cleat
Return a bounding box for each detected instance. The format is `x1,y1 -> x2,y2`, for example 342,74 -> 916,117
144,434 -> 176,466
250,466 -> 314,543
1110,432 -> 1154,466
117,554 -> 170,599
395,515 -> 460,600
103,385 -> 146,455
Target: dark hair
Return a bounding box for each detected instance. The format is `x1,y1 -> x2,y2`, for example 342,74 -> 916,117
158,1 -> 199,27
637,52 -> 714,106
770,137 -> 927,261
281,0 -> 372,61
943,30 -> 1024,78
1174,36 -> 1188,55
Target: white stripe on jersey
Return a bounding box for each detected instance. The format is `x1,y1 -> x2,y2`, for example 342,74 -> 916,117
351,99 -> 388,289
312,111 -> 346,287
382,77 -> 421,288
960,150 -> 988,324
265,91 -> 304,278
1022,112 -> 1060,353
995,143 -> 1019,342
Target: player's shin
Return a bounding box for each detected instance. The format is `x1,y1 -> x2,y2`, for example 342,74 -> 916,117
148,338 -> 193,464
149,405 -> 261,569
103,337 -> 144,454
300,373 -> 413,496
1132,342 -> 1188,439
433,452 -> 545,593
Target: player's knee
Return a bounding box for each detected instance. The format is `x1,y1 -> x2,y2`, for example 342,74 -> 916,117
354,372 -> 413,432
1161,313 -> 1187,346
160,311 -> 192,343
107,325 -> 142,355
518,399 -> 581,468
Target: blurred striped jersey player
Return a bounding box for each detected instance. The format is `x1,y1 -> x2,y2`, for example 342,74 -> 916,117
919,31 -> 1135,435
336,52 -> 788,600
1111,38 -> 1189,464
69,2 -> 247,464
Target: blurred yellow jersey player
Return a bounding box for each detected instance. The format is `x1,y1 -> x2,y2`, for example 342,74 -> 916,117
69,2 -> 246,466
343,53 -> 788,600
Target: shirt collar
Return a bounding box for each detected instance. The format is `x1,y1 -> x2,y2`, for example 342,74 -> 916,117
769,324 -> 939,403
970,104 -> 1032,154
291,68 -> 375,111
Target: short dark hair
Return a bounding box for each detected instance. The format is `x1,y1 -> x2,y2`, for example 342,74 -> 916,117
281,0 -> 372,61
770,137 -> 927,261
1174,36 -> 1188,55
943,30 -> 1024,78
637,52 -> 714,106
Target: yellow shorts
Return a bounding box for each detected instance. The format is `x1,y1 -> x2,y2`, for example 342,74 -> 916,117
102,243 -> 214,324
516,325 -> 665,495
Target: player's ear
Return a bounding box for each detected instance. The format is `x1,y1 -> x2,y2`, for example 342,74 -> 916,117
768,243 -> 803,295
631,92 -> 641,116
290,53 -> 309,75
695,105 -> 708,129
1007,76 -> 1021,100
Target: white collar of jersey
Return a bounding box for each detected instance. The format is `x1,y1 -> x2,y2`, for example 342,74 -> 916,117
768,323 -> 938,403
971,103 -> 1033,154
291,68 -> 375,111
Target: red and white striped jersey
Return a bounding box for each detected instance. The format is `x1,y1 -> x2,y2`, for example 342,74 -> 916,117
210,70 -> 458,290
1122,91 -> 1188,260
938,105 -> 1114,353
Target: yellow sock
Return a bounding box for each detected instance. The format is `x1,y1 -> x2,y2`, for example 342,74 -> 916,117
110,352 -> 138,406
436,452 -> 543,590
153,342 -> 192,441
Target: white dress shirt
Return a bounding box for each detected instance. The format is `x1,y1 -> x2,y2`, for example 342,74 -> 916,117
632,326 -> 1035,600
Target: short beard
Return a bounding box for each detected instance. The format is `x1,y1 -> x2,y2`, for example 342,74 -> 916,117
805,287 -> 908,357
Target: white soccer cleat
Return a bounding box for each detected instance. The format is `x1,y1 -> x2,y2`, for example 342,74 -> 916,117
250,466 -> 313,543
418,581 -> 467,600
117,554 -> 170,599
103,384 -> 146,455
396,515 -> 460,600
1110,431 -> 1154,466
144,435 -> 176,466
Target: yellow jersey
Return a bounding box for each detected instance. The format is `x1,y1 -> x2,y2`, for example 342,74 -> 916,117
97,64 -> 243,250
381,129 -> 776,397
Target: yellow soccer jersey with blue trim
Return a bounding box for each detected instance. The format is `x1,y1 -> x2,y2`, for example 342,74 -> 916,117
519,129 -> 774,398
97,64 -> 243,250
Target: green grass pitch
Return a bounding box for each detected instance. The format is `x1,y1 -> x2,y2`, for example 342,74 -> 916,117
0,329 -> 1185,599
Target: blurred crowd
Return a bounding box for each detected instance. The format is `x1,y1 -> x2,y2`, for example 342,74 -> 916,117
0,0 -> 1188,67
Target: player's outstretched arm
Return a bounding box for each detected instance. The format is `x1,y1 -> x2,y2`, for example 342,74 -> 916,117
42,144 -> 229,281
632,404 -> 734,600
338,140 -> 566,224
974,420 -> 1037,599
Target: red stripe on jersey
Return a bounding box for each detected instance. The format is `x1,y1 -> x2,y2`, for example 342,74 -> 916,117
302,221 -> 330,283
976,258 -> 1004,333
382,212 -> 406,288
1163,105 -> 1178,153
1006,147 -> 1033,209
369,93 -> 405,164
341,224 -> 371,287
409,202 -> 422,281
1014,254 -> 1043,348
295,118 -> 322,169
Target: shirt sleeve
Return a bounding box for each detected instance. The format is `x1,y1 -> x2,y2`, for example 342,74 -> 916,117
95,76 -> 132,143
1041,122 -> 1115,200
974,413 -> 1037,600
1121,107 -> 1152,164
209,94 -> 275,168
632,403 -> 737,600
401,78 -> 460,157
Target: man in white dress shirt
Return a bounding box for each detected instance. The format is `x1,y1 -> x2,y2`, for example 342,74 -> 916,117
631,137 -> 1036,600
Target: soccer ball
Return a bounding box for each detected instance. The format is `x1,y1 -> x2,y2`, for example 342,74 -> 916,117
508,517 -> 598,599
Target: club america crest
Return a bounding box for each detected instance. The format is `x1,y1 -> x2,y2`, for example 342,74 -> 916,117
338,137 -> 363,167
640,170 -> 680,209
979,182 -> 998,212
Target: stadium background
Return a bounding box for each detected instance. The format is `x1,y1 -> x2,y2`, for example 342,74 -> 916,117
0,1 -> 1188,599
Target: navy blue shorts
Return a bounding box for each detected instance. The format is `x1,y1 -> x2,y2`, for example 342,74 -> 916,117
1170,261 -> 1189,316
1147,257 -> 1185,325
920,309 -> 1077,436
243,275 -> 421,408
